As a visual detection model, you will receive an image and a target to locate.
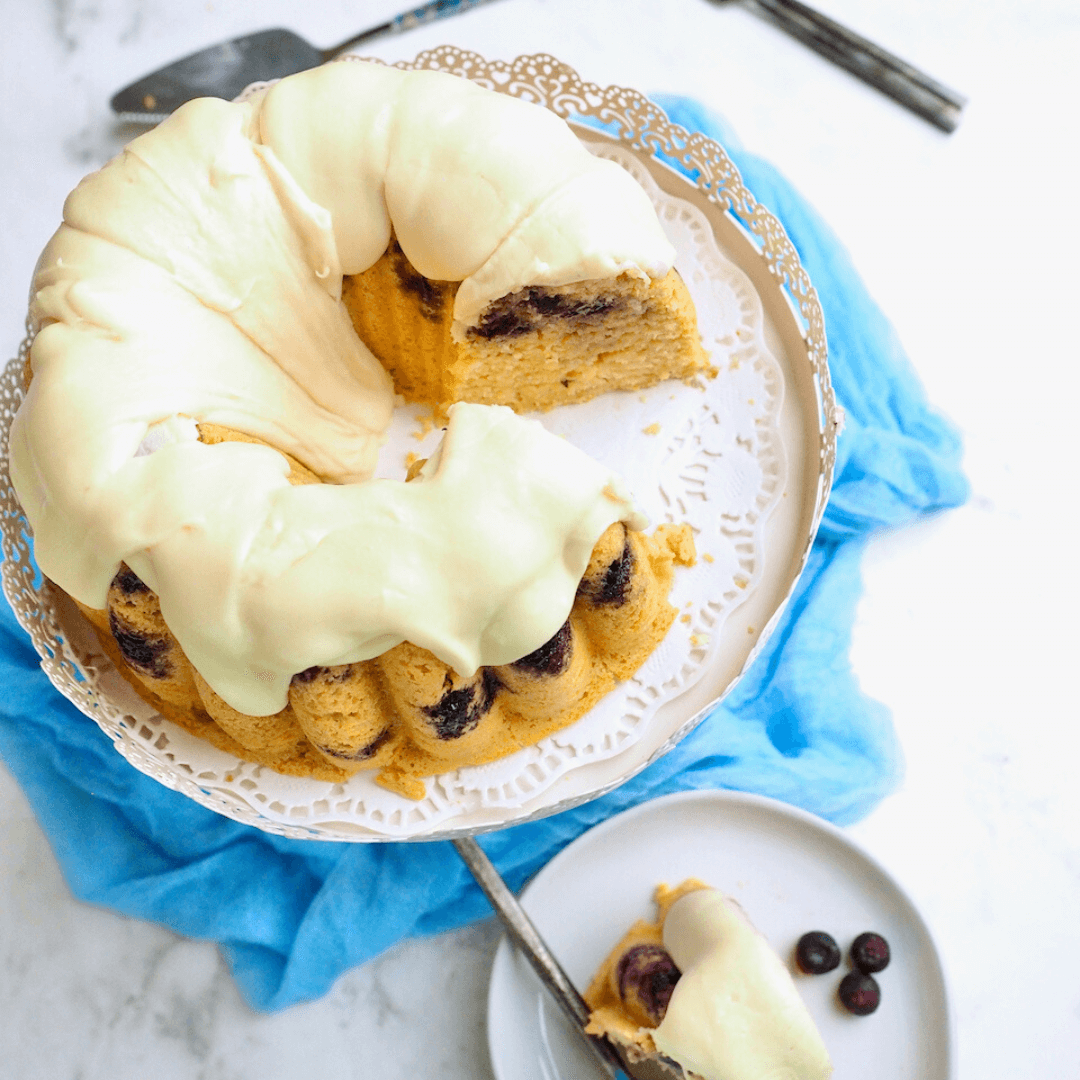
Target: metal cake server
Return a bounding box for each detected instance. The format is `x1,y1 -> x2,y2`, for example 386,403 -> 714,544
453,836 -> 686,1080
720,0 -> 966,132
110,0 -> 504,122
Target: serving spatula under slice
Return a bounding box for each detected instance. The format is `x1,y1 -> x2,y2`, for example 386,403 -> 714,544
454,837 -> 687,1080
110,0 -> 504,121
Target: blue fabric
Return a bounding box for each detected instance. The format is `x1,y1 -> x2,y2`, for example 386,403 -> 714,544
0,98 -> 967,1012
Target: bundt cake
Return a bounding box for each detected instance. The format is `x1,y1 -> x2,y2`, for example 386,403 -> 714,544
10,60 -> 710,797
585,881 -> 833,1080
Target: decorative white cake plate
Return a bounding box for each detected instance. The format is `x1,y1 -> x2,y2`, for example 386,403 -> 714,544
488,790 -> 953,1080
0,50 -> 837,842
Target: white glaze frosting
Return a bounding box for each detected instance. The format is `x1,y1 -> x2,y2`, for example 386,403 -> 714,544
655,890 -> 833,1080
9,61 -> 671,716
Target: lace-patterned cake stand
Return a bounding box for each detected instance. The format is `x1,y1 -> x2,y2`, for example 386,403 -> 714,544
0,50 -> 837,842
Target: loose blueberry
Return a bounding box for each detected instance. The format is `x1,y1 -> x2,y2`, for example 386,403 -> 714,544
795,931 -> 841,975
838,971 -> 881,1015
850,932 -> 891,974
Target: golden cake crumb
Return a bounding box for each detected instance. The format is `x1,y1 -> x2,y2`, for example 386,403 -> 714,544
654,522 -> 696,567
412,413 -> 438,440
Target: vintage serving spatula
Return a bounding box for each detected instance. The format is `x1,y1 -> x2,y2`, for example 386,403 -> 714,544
110,0 -> 504,121
454,837 -> 687,1080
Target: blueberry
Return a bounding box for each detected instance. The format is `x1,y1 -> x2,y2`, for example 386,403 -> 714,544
615,944 -> 682,1025
795,931 -> 841,975
512,620 -> 572,676
850,932 -> 890,974
838,971 -> 881,1015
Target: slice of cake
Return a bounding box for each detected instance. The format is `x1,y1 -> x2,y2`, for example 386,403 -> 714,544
585,881 -> 833,1080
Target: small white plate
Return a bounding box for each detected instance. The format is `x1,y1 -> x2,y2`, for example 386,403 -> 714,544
487,790 -> 952,1080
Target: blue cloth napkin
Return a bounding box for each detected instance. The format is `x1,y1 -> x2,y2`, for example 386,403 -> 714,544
0,98 -> 967,1012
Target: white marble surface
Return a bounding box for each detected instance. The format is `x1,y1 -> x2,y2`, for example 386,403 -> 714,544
1,0 -> 1078,1076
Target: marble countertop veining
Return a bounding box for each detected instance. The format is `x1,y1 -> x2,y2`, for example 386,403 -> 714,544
2,0 -> 1079,1077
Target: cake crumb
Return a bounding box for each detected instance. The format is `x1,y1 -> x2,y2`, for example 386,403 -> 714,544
685,359 -> 718,386
642,422 -> 661,436
680,613 -> 692,624
690,633 -> 710,648
655,522 -> 696,566
412,412 -> 438,440
702,552 -> 715,563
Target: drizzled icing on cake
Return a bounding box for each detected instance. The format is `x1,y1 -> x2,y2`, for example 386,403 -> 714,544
9,61 -> 669,716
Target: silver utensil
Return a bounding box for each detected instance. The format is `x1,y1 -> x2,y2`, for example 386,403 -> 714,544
110,0 -> 504,122
730,0 -> 966,132
453,836 -> 686,1080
